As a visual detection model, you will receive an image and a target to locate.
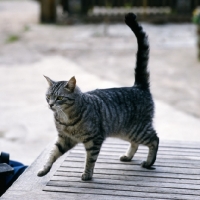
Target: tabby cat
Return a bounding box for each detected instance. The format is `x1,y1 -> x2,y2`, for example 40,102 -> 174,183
37,13 -> 159,181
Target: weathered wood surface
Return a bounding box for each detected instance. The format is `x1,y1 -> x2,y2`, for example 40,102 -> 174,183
1,139 -> 200,199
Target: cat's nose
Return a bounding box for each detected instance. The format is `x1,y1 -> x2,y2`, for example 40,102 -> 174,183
49,103 -> 54,108
49,100 -> 55,108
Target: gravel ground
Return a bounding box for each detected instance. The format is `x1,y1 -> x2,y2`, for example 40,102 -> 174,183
0,0 -> 200,164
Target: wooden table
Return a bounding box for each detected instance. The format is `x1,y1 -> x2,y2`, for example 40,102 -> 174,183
1,139 -> 200,200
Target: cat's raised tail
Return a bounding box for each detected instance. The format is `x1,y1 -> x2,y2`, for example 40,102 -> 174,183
125,13 -> 150,90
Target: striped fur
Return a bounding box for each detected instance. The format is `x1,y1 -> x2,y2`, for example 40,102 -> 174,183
37,13 -> 159,180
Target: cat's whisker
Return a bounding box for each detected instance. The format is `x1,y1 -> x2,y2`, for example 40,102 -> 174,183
55,106 -> 68,120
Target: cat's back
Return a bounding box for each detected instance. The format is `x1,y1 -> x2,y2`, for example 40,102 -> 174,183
87,86 -> 152,105
85,86 -> 154,116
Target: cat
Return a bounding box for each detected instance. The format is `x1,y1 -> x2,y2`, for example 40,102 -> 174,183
37,13 -> 159,181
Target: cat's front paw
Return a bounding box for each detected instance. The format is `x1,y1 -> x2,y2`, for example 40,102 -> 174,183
120,155 -> 133,162
81,172 -> 93,181
37,166 -> 51,177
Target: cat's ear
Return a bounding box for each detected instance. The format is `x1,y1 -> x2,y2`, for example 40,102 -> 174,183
65,76 -> 76,92
43,75 -> 55,87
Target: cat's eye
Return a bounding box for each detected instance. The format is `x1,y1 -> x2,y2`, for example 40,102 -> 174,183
46,95 -> 50,99
57,96 -> 63,100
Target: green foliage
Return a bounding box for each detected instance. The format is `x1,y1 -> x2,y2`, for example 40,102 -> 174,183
5,25 -> 30,44
105,0 -> 112,8
192,8 -> 200,25
124,3 -> 132,8
23,25 -> 30,32
6,35 -> 20,43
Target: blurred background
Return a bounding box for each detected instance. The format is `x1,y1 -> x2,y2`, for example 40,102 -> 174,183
0,0 -> 200,165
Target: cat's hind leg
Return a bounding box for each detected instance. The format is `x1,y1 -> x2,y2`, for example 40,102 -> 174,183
141,135 -> 159,169
37,135 -> 77,177
120,142 -> 139,162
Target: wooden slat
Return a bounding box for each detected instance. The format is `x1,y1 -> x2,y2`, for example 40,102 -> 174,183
75,141 -> 200,151
65,156 -> 200,169
104,141 -> 200,149
58,166 -> 200,180
67,153 -> 200,165
2,190 -> 151,200
46,180 -> 200,196
54,171 -> 200,185
105,138 -> 200,149
73,146 -> 200,157
44,185 -> 199,200
50,175 -> 200,190
70,149 -> 200,160
102,144 -> 200,154
61,161 -> 200,175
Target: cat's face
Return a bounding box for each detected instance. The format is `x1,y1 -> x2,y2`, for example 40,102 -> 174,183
44,76 -> 76,111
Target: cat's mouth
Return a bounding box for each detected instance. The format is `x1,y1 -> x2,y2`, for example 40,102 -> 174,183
49,105 -> 56,111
